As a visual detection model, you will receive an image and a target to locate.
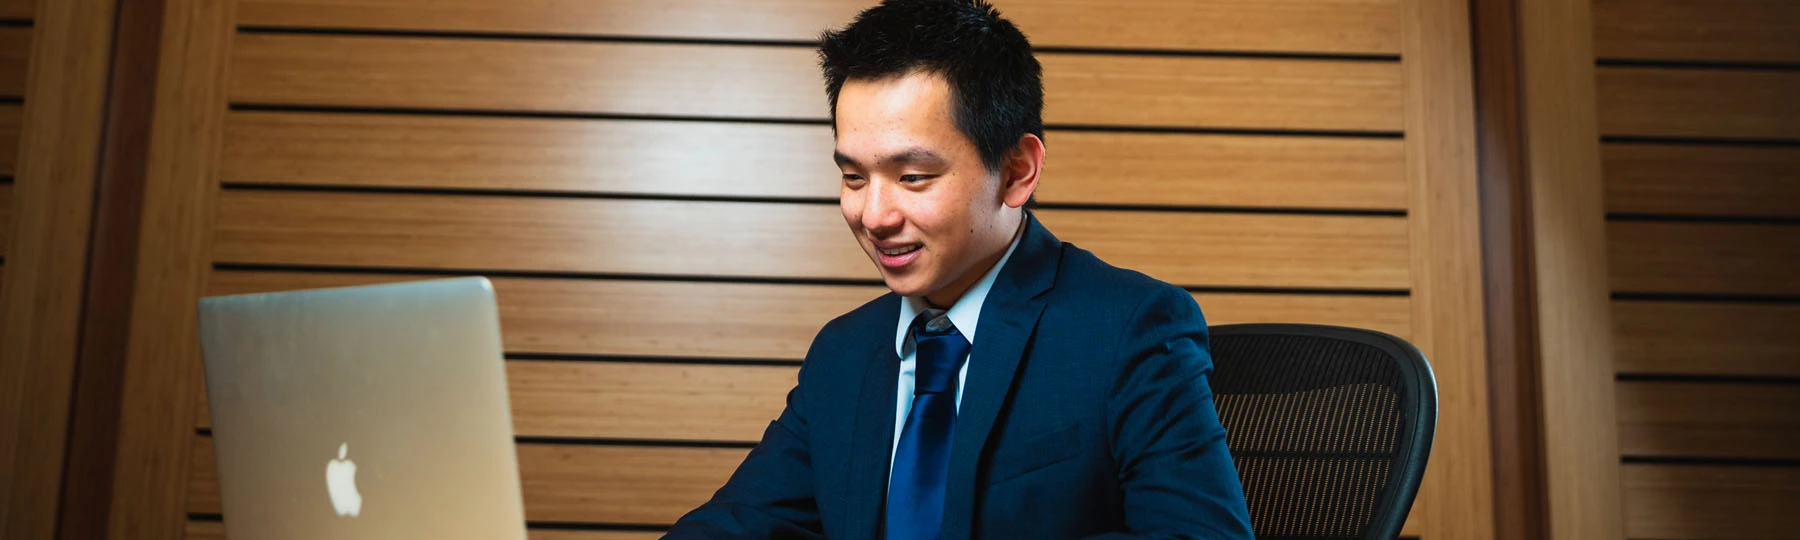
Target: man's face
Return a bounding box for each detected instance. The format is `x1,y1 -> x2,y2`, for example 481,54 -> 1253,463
834,71 -> 1022,307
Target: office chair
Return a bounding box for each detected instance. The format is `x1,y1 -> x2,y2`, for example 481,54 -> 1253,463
1208,323 -> 1437,540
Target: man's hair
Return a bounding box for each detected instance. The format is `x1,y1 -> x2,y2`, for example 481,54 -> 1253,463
819,0 -> 1044,173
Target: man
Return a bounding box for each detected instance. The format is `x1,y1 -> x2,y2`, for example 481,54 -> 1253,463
665,1 -> 1252,538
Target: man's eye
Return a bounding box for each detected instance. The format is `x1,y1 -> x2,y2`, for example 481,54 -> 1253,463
900,174 -> 931,183
842,174 -> 865,183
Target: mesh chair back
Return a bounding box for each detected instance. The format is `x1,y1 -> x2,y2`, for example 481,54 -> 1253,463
1208,324 -> 1436,540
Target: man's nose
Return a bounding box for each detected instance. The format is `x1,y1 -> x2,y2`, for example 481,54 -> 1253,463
860,181 -> 904,235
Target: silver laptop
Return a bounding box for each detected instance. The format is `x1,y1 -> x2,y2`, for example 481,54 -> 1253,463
197,277 -> 527,539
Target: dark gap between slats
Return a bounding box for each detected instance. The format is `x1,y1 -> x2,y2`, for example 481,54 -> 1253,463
236,25 -> 1402,63
1621,456 -> 1800,468
226,103 -> 1405,139
209,262 -> 888,288
1616,373 -> 1800,386
527,521 -> 670,533
1607,213 -> 1800,226
0,96 -> 23,105
0,175 -> 13,184
194,428 -> 757,449
1611,292 -> 1800,305
1602,135 -> 1800,148
505,353 -> 803,368
221,182 -> 1406,217
1597,58 -> 1800,73
210,262 -> 1411,297
0,18 -> 31,28
186,513 -> 675,533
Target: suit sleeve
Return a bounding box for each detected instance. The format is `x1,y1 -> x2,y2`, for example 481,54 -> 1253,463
662,344 -> 828,539
1088,286 -> 1254,540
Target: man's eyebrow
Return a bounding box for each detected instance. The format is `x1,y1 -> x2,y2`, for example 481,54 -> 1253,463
833,148 -> 949,169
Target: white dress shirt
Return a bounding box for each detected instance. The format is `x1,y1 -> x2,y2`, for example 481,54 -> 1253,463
888,232 -> 1024,470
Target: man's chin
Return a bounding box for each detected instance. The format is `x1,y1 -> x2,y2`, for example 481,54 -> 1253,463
880,275 -> 931,299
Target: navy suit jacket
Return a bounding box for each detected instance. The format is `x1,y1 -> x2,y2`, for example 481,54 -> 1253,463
666,213 -> 1253,539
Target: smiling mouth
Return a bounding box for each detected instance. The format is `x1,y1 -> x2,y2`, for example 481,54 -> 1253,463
878,244 -> 922,256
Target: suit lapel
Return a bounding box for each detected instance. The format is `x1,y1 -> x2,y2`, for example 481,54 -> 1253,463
940,214 -> 1061,540
843,302 -> 901,540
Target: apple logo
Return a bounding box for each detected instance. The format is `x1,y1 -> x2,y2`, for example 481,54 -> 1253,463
325,443 -> 362,517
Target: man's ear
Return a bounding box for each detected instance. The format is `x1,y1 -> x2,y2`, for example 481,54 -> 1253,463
1000,133 -> 1044,209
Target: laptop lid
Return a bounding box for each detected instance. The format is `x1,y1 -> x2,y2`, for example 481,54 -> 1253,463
197,277 -> 526,539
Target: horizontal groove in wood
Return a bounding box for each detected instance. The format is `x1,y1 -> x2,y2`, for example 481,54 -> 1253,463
1598,66 -> 1800,140
202,270 -> 1412,362
188,435 -> 749,525
185,520 -> 663,540
1604,143 -> 1800,218
228,33 -> 1403,132
1613,300 -> 1800,377
1623,462 -> 1800,539
212,190 -> 1413,290
0,26 -> 26,98
222,111 -> 1408,210
0,103 -> 17,175
234,0 -> 1402,56
1608,221 -> 1800,297
1617,380 -> 1800,460
1593,0 -> 1800,64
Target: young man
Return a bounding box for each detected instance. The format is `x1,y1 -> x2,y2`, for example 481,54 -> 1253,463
665,1 -> 1252,538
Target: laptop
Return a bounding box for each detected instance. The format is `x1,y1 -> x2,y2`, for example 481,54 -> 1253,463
197,277 -> 527,539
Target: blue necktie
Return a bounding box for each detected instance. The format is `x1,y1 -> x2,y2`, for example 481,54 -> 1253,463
886,311 -> 970,540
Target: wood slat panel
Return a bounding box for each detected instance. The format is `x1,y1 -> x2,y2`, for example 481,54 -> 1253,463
221,111 -> 1408,210
1608,221 -> 1800,297
234,0 -> 1402,56
1036,210 -> 1410,289
208,272 -> 882,360
186,519 -> 662,540
0,103 -> 19,176
189,435 -> 748,525
1041,131 -> 1406,210
1598,67 -> 1800,140
1043,54 -> 1401,132
1613,300 -> 1800,377
0,27 -> 28,98
1617,380 -> 1800,460
1604,143 -> 1800,218
198,359 -> 797,442
229,34 -> 1404,132
212,191 -> 1413,289
1623,463 -> 1800,539
1593,0 -> 1800,64
230,34 -> 823,120
203,271 -> 1412,360
0,0 -> 33,19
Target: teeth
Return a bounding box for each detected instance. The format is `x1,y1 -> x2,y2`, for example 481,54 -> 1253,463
879,245 -> 919,256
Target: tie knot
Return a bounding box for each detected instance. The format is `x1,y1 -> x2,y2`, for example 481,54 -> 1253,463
911,310 -> 969,395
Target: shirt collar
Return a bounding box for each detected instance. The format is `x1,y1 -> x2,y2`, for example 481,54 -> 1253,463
894,229 -> 1025,358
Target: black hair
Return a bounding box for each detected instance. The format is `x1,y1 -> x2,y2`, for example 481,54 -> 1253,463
819,0 -> 1044,173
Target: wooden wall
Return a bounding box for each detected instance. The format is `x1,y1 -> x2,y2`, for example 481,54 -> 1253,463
152,1 -> 1489,538
0,0 -> 26,292
1592,0 -> 1800,538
